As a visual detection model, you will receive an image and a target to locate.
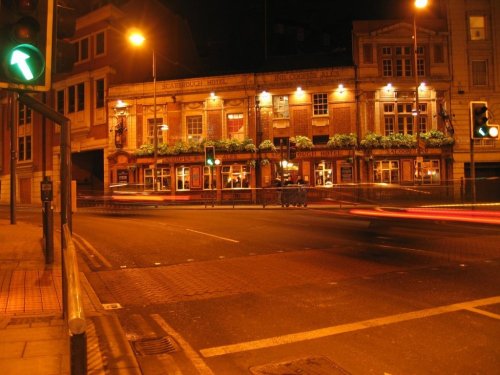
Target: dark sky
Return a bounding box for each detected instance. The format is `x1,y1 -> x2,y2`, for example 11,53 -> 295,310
159,0 -> 445,74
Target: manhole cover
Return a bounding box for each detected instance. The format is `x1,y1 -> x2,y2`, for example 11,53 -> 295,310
132,336 -> 179,356
250,356 -> 351,375
102,303 -> 123,310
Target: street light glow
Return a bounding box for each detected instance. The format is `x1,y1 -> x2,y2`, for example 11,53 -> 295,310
415,0 -> 428,9
128,31 -> 145,46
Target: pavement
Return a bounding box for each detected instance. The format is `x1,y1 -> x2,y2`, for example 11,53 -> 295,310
0,218 -> 141,375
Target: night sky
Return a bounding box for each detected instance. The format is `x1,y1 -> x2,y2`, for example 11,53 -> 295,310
159,0 -> 445,74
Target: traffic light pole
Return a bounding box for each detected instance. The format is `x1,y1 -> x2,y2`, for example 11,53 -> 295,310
8,92 -> 16,225
470,138 -> 476,205
17,93 -> 72,243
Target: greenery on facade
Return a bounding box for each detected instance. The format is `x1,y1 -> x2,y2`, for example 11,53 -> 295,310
292,135 -> 314,149
134,131 -> 453,156
135,138 -> 257,156
327,133 -> 357,149
360,131 -> 454,149
258,140 -> 277,152
420,130 -> 455,147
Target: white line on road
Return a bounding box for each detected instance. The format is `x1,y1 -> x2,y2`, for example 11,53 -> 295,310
466,307 -> 500,320
72,232 -> 113,268
151,314 -> 215,375
186,229 -> 239,243
199,295 -> 500,358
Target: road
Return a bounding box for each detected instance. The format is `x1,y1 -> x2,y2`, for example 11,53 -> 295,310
8,205 -> 500,374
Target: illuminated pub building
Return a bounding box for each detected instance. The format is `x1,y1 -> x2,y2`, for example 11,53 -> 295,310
107,64 -> 453,203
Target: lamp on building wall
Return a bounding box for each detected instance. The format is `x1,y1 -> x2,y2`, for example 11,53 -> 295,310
128,30 -> 159,190
413,0 -> 428,182
112,100 -> 129,149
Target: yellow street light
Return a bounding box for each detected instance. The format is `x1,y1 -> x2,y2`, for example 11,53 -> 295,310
127,30 -> 159,191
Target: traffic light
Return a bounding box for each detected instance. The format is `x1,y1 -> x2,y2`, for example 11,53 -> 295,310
54,0 -> 76,73
288,140 -> 297,160
470,102 -> 499,139
0,0 -> 54,91
205,146 -> 216,166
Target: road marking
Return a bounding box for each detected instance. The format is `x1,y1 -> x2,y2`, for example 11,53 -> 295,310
186,229 -> 239,243
151,314 -> 214,375
200,296 -> 500,358
72,231 -> 113,268
466,307 -> 500,320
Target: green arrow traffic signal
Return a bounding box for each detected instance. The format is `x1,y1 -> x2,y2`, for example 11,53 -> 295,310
5,44 -> 45,83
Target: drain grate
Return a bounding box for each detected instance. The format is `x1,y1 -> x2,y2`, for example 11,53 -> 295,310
132,336 -> 179,356
250,356 -> 351,375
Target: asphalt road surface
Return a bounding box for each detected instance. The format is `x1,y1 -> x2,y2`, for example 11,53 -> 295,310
8,205 -> 500,374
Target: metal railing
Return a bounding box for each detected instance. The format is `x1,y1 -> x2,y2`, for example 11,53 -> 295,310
62,224 -> 87,375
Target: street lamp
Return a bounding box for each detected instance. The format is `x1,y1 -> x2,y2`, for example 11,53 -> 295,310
413,0 -> 428,183
128,31 -> 159,191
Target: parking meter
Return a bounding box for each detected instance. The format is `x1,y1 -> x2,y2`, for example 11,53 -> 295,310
41,178 -> 53,202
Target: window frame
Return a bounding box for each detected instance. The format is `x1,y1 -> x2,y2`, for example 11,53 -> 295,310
221,164 -> 251,189
272,95 -> 289,119
312,93 -> 328,116
95,31 -> 105,56
186,115 -> 203,142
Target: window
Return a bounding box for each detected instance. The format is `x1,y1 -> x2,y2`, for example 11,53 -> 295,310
418,103 -> 428,133
383,59 -> 393,77
421,160 -> 440,185
227,113 -> 244,140
363,44 -> 373,64
222,165 -> 251,189
203,166 -> 216,190
68,85 -> 75,113
273,95 -> 289,118
77,83 -> 85,111
433,44 -> 444,64
187,115 -> 203,142
312,135 -> 329,145
95,78 -> 105,108
313,93 -> 328,116
147,118 -> 164,145
314,161 -> 333,186
374,161 -> 399,184
75,37 -> 89,62
95,31 -> 105,56
472,60 -> 488,86
18,104 -> 32,162
381,45 -> 425,78
67,83 -> 85,113
469,15 -> 486,41
56,90 -> 64,114
383,102 -> 426,135
176,166 -> 190,191
145,168 -> 171,191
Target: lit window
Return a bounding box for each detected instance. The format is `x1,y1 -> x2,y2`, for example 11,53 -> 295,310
313,93 -> 328,115
176,166 -> 190,191
374,160 -> 400,184
469,15 -> 486,41
222,165 -> 251,189
144,168 -> 171,191
186,115 -> 203,142
314,161 -> 333,186
203,166 -> 217,190
147,118 -> 164,145
273,95 -> 289,119
227,113 -> 244,140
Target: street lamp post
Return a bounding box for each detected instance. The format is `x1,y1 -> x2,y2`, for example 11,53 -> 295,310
129,31 -> 159,191
413,0 -> 428,183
